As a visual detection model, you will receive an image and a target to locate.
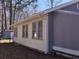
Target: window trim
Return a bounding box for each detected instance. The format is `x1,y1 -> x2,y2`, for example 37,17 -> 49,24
22,24 -> 28,38
32,20 -> 43,40
14,27 -> 18,37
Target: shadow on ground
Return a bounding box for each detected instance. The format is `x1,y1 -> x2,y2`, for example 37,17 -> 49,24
0,43 -> 70,59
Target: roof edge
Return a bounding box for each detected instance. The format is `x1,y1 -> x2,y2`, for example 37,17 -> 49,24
11,0 -> 79,27
43,0 -> 79,14
11,13 -> 48,27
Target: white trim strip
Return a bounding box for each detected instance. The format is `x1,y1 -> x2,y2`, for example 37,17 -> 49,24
57,10 -> 79,15
53,46 -> 79,56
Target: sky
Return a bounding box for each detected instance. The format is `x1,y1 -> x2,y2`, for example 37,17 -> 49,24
6,0 -> 73,18
16,0 -> 73,19
12,0 -> 73,13
37,0 -> 72,11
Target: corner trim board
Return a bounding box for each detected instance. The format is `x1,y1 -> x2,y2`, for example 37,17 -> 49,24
53,46 -> 79,56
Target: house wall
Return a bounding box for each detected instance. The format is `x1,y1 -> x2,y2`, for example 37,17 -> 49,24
13,15 -> 49,53
52,11 -> 79,51
48,11 -> 79,56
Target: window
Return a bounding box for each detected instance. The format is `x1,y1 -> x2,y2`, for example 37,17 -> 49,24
32,21 -> 43,40
22,24 -> 28,38
38,21 -> 42,39
26,24 -> 28,38
22,25 -> 25,38
32,22 -> 37,39
14,27 -> 18,37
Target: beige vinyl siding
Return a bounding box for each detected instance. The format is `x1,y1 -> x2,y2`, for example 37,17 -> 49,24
13,14 -> 48,53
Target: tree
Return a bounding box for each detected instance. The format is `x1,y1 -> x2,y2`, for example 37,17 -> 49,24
4,1 -> 7,29
0,0 -> 7,35
0,0 -> 38,30
6,0 -> 38,24
1,0 -> 4,35
50,0 -> 63,7
14,0 -> 38,19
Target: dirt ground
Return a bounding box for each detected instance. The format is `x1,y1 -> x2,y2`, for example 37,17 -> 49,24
0,43 -> 71,59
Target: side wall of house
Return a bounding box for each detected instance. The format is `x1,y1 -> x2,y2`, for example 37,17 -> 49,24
13,15 -> 49,53
52,11 -> 79,56
48,11 -> 79,56
53,11 -> 79,50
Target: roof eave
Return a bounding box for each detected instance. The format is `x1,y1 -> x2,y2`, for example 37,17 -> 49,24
43,0 -> 79,14
11,0 -> 79,27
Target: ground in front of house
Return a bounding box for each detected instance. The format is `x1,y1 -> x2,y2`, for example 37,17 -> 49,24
0,43 -> 71,59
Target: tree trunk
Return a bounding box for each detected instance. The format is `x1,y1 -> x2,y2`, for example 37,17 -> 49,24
13,4 -> 16,24
4,1 -> 7,29
1,0 -> 4,36
9,0 -> 12,29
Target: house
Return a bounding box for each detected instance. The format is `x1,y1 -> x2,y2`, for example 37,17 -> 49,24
11,0 -> 79,56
